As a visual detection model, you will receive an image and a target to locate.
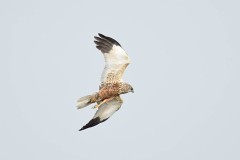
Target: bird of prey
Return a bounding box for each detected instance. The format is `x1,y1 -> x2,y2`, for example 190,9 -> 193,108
77,33 -> 134,131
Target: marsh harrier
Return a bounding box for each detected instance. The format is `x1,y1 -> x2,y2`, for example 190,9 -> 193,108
76,33 -> 133,131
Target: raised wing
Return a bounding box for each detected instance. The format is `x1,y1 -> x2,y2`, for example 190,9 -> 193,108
79,96 -> 123,131
94,33 -> 130,83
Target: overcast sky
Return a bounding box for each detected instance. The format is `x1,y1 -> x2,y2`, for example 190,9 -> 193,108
1,0 -> 240,160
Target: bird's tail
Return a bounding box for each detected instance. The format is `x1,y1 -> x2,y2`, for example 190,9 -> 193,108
76,92 -> 98,109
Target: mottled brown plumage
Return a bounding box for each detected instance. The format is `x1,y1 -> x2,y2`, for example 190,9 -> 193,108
88,82 -> 133,104
76,33 -> 133,131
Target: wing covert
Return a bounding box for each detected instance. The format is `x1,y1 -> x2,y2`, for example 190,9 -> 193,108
79,96 -> 123,131
94,33 -> 130,83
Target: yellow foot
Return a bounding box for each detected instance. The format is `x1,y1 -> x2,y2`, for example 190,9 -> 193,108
91,97 -> 115,109
92,104 -> 100,109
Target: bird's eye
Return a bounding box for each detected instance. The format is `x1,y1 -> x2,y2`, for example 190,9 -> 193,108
130,87 -> 134,93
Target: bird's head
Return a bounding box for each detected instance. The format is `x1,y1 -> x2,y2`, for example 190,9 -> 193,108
120,83 -> 134,94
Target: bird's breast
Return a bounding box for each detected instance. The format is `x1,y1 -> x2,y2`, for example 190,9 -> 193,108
98,85 -> 119,100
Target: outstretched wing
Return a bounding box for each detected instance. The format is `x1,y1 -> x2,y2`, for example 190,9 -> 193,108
79,96 -> 123,131
94,33 -> 130,83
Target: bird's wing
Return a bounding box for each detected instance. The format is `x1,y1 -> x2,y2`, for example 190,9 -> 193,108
79,96 -> 123,131
94,33 -> 130,83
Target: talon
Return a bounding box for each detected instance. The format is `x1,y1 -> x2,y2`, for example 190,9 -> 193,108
92,105 -> 100,109
92,97 -> 115,109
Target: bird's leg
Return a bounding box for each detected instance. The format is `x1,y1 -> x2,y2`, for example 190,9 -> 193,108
92,97 -> 115,109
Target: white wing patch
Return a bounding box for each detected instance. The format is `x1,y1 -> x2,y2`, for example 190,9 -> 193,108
79,96 -> 123,131
101,45 -> 130,83
93,96 -> 123,121
94,33 -> 131,83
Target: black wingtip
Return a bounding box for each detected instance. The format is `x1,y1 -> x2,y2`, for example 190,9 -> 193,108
79,117 -> 109,131
98,33 -> 105,38
79,128 -> 85,131
96,33 -> 122,47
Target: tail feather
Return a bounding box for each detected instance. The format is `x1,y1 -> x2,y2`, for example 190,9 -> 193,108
76,93 -> 98,109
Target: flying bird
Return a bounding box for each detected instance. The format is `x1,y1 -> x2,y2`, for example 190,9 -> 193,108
77,33 -> 134,131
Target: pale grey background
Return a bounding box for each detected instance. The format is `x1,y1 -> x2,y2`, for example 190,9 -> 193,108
0,0 -> 239,160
